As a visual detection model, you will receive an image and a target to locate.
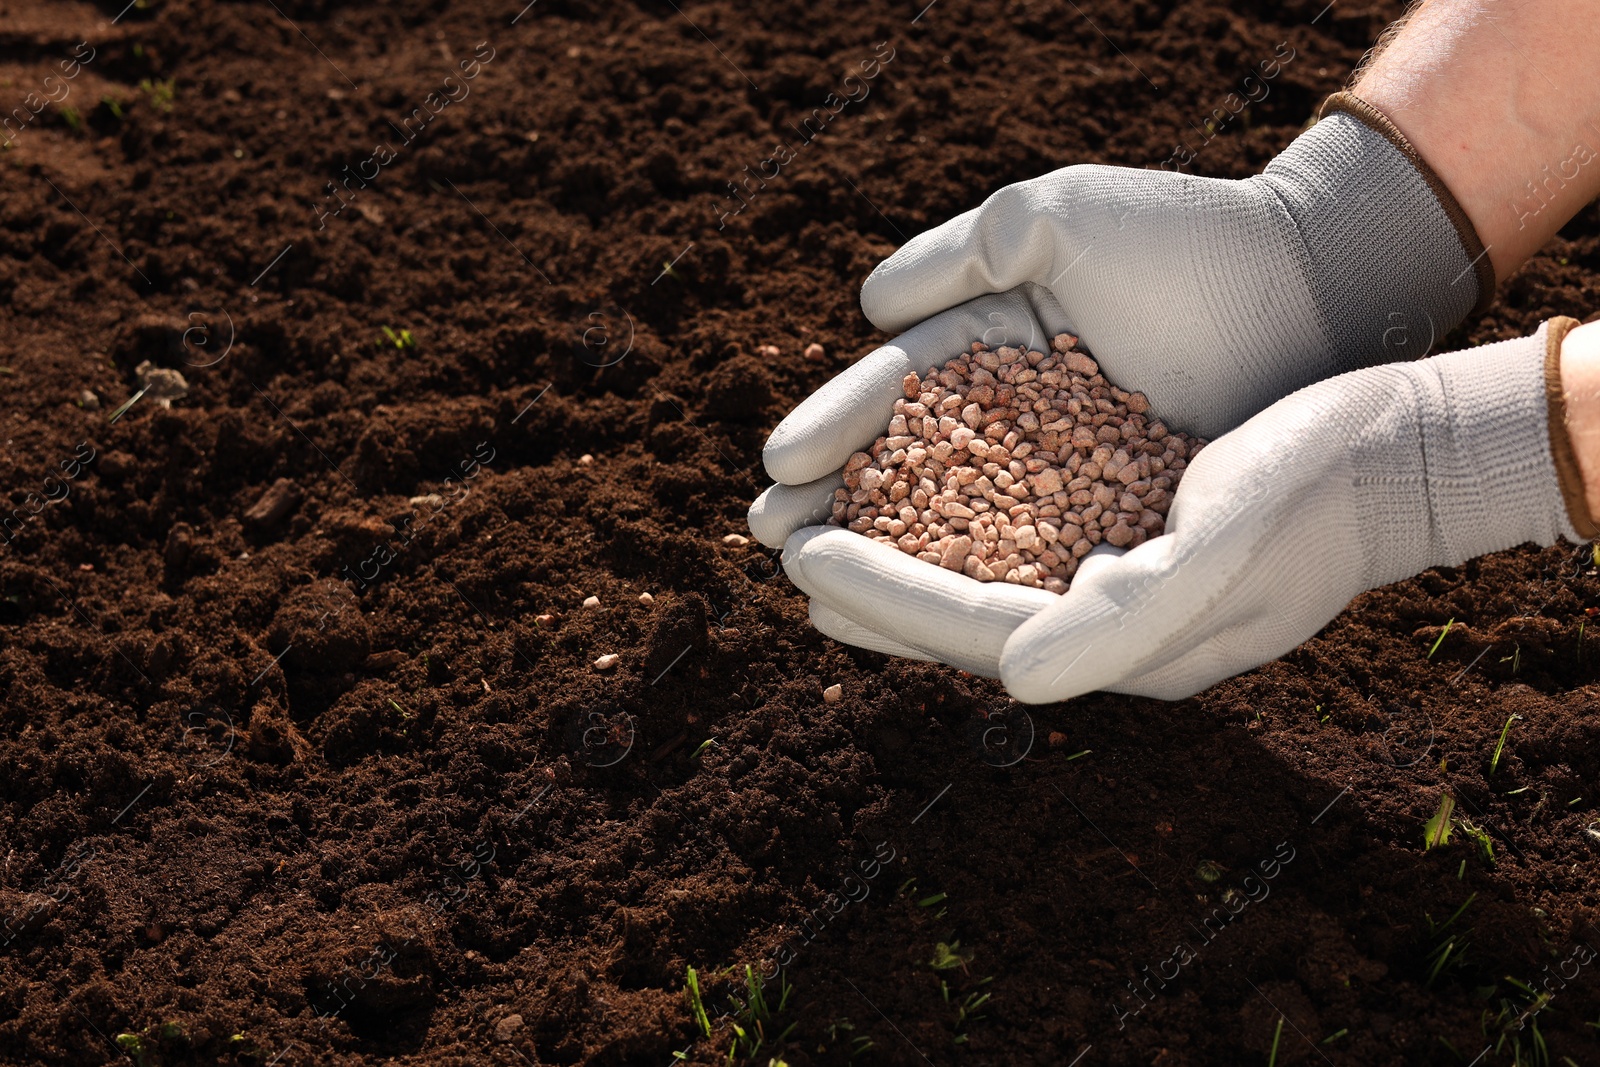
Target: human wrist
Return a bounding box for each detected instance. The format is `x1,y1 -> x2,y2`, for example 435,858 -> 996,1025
1556,318 -> 1600,536
1349,0 -> 1600,284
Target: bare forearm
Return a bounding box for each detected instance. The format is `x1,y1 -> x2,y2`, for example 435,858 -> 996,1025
1354,0 -> 1600,282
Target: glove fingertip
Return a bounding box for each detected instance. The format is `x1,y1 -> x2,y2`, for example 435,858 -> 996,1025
860,256 -> 926,334
998,636 -> 1079,705
746,487 -> 787,550
748,473 -> 844,549
761,424 -> 830,486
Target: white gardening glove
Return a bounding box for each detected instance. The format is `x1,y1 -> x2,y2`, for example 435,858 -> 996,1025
749,95 -> 1492,552
781,319 -> 1595,702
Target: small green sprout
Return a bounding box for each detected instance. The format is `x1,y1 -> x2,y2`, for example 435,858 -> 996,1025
1196,859 -> 1224,883
1423,892 -> 1476,988
380,326 -> 416,349
948,981 -> 993,1044
387,698 -> 414,719
724,965 -> 793,1063
139,78 -> 175,112
108,385 -> 150,423
1498,645 -> 1521,674
60,106 -> 83,133
1066,748 -> 1092,760
825,1019 -> 874,1060
690,738 -> 719,760
1321,1028 -> 1348,1044
1489,714 -> 1521,776
1266,1016 -> 1284,1067
1425,933 -> 1466,988
1483,977 -> 1553,1062
685,965 -> 712,1039
929,941 -> 972,972
115,1034 -> 149,1067
1424,793 -> 1456,851
103,97 -> 124,119
1428,618 -> 1455,659
917,892 -> 947,909
955,989 -> 990,1029
1458,819 -> 1495,865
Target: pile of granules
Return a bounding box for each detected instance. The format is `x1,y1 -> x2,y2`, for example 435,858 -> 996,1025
831,334 -> 1205,592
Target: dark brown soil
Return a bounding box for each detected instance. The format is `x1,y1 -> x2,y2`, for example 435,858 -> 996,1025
4,1 -> 1600,1065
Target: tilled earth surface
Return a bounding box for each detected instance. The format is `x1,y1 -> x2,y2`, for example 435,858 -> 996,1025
4,0 -> 1600,1064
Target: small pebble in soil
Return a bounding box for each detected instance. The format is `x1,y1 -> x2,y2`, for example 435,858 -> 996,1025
78,389 -> 100,411
722,533 -> 749,547
582,595 -> 601,609
832,334 -> 1204,592
535,614 -> 555,628
243,477 -> 302,529
823,683 -> 842,703
495,1015 -> 524,1042
804,342 -> 826,361
638,592 -> 655,606
593,653 -> 620,670
758,344 -> 781,359
578,454 -> 594,466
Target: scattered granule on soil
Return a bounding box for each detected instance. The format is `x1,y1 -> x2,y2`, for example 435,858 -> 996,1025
831,334 -> 1205,593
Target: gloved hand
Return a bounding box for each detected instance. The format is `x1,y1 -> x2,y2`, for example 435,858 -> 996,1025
778,318 -> 1596,702
749,95 -> 1493,551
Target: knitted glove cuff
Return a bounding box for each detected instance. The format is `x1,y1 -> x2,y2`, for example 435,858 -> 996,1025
1419,320 -> 1585,564
1543,315 -> 1600,539
1319,91 -> 1496,317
